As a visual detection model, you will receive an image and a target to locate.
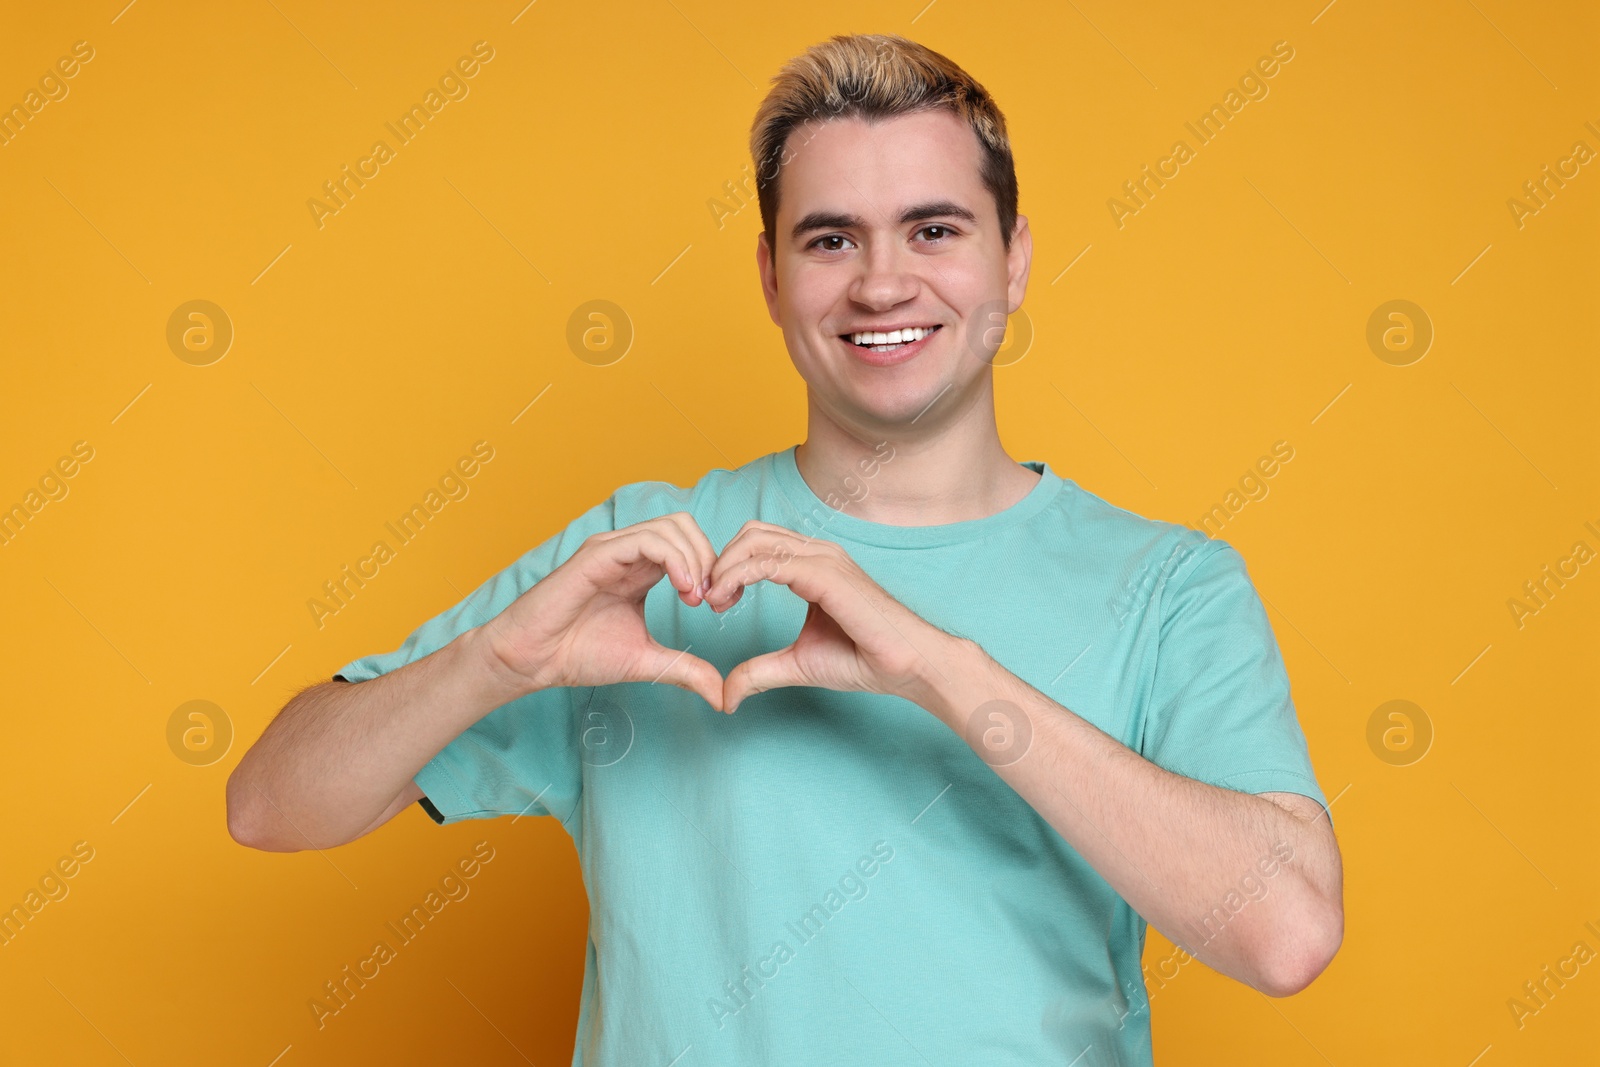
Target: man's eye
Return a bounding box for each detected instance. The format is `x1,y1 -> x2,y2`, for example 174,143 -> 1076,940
918,225 -> 953,242
811,234 -> 853,252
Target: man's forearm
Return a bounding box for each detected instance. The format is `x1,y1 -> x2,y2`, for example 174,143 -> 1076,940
911,636 -> 1343,996
226,625 -> 528,851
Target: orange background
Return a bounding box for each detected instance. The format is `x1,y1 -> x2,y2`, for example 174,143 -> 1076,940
2,1 -> 1595,1063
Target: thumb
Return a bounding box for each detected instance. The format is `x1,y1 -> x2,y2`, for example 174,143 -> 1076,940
723,645 -> 804,715
638,642 -> 726,712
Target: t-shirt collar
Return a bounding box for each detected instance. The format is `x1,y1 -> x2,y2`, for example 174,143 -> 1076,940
768,444 -> 1064,549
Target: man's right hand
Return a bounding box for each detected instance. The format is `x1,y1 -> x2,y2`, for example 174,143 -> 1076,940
477,512 -> 726,711
228,512 -> 730,851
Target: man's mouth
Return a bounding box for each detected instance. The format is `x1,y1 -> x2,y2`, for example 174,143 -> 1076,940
838,325 -> 941,354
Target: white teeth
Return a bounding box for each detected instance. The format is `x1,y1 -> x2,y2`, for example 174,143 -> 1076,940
849,326 -> 935,346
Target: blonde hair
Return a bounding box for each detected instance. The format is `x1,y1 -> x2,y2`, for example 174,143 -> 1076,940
749,33 -> 1019,252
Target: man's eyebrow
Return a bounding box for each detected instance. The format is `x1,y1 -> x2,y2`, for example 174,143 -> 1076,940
790,200 -> 979,240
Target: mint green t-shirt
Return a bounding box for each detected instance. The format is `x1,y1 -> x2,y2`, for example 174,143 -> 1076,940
333,446 -> 1327,1066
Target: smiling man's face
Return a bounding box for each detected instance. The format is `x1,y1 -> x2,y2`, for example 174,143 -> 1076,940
757,107 -> 1030,437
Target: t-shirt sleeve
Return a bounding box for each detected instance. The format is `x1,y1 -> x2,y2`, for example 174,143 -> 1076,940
1138,539 -> 1330,818
330,495 -> 619,826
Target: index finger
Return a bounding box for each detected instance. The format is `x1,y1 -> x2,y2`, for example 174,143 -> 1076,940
656,511 -> 719,597
705,524 -> 832,605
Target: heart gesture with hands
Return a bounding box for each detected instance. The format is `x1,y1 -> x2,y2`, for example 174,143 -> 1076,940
703,520 -> 947,713
478,512 -> 952,715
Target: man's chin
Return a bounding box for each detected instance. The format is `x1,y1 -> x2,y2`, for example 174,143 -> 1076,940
811,380 -> 959,435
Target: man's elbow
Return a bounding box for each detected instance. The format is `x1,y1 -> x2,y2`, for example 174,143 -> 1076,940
1256,902 -> 1343,997
225,772 -> 302,853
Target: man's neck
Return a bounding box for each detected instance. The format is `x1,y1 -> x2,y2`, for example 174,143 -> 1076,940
795,389 -> 1041,527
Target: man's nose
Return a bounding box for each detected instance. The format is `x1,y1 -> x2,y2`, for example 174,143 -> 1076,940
847,238 -> 920,309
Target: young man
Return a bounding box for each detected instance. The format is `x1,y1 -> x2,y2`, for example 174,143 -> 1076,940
228,33 -> 1342,1066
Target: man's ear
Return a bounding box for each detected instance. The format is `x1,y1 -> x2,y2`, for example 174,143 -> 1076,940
756,231 -> 782,327
1005,214 -> 1032,315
